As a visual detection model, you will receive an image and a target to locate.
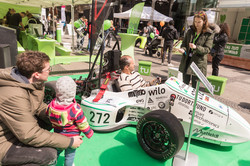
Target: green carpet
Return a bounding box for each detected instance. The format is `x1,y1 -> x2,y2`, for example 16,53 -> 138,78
47,74 -> 89,82
56,127 -> 250,166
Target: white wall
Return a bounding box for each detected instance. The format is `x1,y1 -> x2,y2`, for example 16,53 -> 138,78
219,8 -> 250,42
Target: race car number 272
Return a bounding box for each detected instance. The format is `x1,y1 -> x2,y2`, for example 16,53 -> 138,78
89,111 -> 110,124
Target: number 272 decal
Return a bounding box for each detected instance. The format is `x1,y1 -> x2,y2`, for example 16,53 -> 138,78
90,111 -> 110,124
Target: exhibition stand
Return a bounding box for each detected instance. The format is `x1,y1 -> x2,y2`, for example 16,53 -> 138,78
19,31 -> 95,66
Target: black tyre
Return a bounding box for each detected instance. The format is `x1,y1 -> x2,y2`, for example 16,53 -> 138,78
44,81 -> 56,104
148,48 -> 153,57
157,52 -> 161,57
136,110 -> 185,161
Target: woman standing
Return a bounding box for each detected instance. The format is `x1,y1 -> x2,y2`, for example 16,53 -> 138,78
211,23 -> 230,76
178,11 -> 214,88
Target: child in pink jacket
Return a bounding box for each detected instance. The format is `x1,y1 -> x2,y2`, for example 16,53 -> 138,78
46,76 -> 93,166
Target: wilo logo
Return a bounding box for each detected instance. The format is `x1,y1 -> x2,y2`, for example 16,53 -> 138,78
140,66 -> 149,74
128,89 -> 146,98
148,87 -> 166,96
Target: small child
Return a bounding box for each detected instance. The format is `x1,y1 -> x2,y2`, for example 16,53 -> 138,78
46,76 -> 93,166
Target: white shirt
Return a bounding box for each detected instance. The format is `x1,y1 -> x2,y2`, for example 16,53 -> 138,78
118,71 -> 149,91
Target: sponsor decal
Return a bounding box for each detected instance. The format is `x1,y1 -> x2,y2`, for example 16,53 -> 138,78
148,97 -> 154,104
178,83 -> 189,93
156,96 -> 168,100
128,89 -> 146,98
209,109 -> 224,118
177,95 -> 206,112
127,116 -> 138,121
179,83 -> 186,90
177,95 -> 194,106
170,77 -> 175,81
105,99 -> 113,103
189,110 -> 219,128
191,89 -> 204,100
178,102 -> 189,109
205,96 -> 209,102
193,128 -> 219,138
136,99 -> 144,104
158,102 -> 165,109
148,87 -> 166,96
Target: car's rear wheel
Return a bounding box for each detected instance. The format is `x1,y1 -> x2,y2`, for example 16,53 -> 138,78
136,110 -> 184,161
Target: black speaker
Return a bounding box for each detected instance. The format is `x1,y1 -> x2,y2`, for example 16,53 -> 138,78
0,25 -> 18,66
0,44 -> 11,68
102,50 -> 121,73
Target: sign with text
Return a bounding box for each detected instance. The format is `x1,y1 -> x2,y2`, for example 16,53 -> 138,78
224,43 -> 242,57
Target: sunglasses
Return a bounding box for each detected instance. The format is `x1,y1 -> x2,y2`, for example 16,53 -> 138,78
194,11 -> 206,17
41,66 -> 52,72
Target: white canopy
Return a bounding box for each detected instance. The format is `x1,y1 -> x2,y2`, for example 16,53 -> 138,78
114,6 -> 173,22
218,0 -> 250,8
0,0 -> 91,8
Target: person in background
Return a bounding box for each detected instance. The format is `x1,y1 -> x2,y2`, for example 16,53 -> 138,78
143,21 -> 154,44
47,14 -> 57,37
161,20 -> 179,66
0,51 -> 83,165
8,12 -> 26,41
87,22 -> 91,52
47,76 -> 93,166
118,55 -> 161,91
5,8 -> 15,26
106,20 -> 115,48
25,13 -> 45,34
74,16 -> 88,51
114,21 -> 120,35
210,23 -> 230,76
178,11 -> 214,88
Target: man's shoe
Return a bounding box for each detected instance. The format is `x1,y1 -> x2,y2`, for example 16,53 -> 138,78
168,63 -> 174,67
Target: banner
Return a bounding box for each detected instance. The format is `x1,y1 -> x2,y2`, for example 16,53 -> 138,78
127,2 -> 144,34
61,6 -> 66,23
90,0 -> 112,55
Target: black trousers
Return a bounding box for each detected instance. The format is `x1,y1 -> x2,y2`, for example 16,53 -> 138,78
2,117 -> 57,166
183,74 -> 198,88
2,142 -> 57,166
9,25 -> 20,42
212,54 -> 224,76
162,41 -> 174,64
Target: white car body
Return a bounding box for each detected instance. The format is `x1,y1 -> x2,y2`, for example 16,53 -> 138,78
81,77 -> 250,146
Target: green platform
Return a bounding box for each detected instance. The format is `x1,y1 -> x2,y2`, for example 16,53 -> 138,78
206,75 -> 228,95
55,126 -> 250,166
47,73 -> 88,82
19,31 -> 96,66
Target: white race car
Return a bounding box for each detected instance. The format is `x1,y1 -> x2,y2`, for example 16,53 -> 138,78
81,77 -> 250,161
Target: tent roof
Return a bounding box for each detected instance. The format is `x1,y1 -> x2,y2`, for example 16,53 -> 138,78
0,0 -> 91,8
218,0 -> 250,8
114,6 -> 173,22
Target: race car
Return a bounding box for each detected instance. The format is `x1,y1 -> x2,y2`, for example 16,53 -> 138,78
81,77 -> 250,161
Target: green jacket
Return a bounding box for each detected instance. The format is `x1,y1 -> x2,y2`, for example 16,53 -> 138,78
0,68 -> 72,163
179,26 -> 214,76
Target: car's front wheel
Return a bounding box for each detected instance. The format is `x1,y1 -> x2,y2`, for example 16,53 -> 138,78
136,110 -> 184,161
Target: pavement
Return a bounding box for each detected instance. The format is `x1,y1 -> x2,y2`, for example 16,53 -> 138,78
51,34 -> 250,124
